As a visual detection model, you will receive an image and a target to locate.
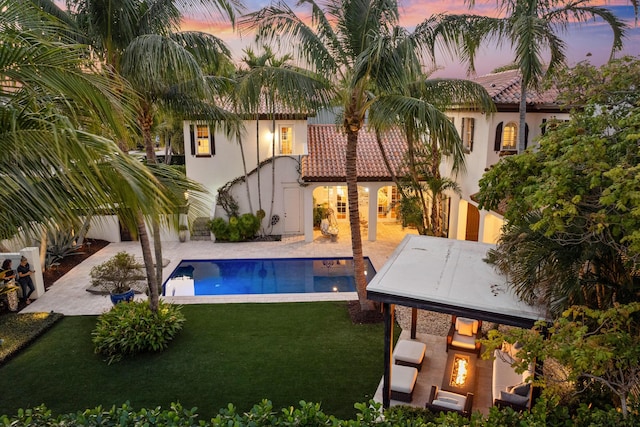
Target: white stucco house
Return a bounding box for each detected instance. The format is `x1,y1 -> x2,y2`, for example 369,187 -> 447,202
182,69 -> 569,243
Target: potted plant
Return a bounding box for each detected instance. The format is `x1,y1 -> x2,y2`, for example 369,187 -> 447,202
90,252 -> 146,305
178,224 -> 189,243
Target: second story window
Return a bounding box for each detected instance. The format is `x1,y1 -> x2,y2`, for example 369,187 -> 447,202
461,118 -> 475,152
501,122 -> 518,151
190,124 -> 214,157
197,125 -> 211,155
280,126 -> 293,154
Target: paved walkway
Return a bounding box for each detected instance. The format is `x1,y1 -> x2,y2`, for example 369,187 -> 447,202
21,225 -> 416,316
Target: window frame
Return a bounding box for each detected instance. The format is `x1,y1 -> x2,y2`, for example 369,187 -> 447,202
279,125 -> 293,155
501,122 -> 518,151
461,117 -> 475,153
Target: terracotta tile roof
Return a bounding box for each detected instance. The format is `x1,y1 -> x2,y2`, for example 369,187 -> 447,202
216,93 -> 314,119
301,125 -> 408,182
471,69 -> 561,109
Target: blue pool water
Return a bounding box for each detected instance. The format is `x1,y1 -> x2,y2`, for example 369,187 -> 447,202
163,257 -> 376,296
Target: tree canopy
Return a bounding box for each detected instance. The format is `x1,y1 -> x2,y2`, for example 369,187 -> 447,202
477,57 -> 640,316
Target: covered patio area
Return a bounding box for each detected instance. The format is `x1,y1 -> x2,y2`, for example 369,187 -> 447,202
366,235 -> 549,412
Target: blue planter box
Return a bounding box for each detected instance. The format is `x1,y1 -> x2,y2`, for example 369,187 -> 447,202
109,289 -> 135,305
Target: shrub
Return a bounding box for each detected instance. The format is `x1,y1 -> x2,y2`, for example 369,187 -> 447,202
238,213 -> 260,239
209,214 -> 260,242
208,217 -> 229,240
92,301 -> 185,364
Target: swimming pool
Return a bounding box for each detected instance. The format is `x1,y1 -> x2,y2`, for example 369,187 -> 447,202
163,257 -> 376,296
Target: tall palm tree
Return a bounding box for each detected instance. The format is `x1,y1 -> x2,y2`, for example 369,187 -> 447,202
0,1 -> 200,272
369,75 -> 494,236
242,0 -> 491,310
464,0 -> 628,153
37,0 -> 241,308
236,45 -> 330,233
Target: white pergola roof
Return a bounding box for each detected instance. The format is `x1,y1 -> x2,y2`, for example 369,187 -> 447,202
367,235 -> 549,327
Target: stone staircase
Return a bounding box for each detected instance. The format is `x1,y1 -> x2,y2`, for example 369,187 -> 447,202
190,217 -> 211,241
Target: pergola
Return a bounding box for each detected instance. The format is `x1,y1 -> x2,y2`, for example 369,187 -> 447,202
366,235 -> 549,408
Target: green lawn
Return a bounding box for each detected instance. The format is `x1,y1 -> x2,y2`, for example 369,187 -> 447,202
0,302 -> 394,420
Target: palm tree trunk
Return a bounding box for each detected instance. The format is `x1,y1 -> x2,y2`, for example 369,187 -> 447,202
137,212 -> 159,312
268,107 -> 276,234
406,130 -> 429,234
256,115 -> 263,206
518,77 -> 527,154
345,126 -> 375,312
140,103 -> 162,312
375,130 -> 405,197
152,217 -> 163,299
140,102 -> 157,163
238,133 -> 253,213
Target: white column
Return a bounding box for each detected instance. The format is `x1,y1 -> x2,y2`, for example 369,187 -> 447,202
367,183 -> 383,241
477,209 -> 488,244
304,186 -> 315,242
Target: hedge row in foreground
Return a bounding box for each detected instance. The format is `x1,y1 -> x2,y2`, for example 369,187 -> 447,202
1,398 -> 636,427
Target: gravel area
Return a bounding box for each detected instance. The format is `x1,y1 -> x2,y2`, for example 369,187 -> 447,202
394,306 -> 501,337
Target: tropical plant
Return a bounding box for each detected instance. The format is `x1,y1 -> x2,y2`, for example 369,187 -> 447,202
482,303 -> 640,418
35,0 -> 239,311
0,0 -> 192,268
242,0 -> 494,309
92,300 -> 186,364
463,0 -> 629,153
477,58 -> 640,315
89,252 -> 146,295
235,45 -> 330,235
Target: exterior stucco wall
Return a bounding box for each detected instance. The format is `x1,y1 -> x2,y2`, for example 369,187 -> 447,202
183,119 -> 308,215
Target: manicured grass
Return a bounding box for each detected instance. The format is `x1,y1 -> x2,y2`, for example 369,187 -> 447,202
0,302 -> 394,420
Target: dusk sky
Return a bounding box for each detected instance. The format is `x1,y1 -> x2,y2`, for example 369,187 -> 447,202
181,0 -> 640,78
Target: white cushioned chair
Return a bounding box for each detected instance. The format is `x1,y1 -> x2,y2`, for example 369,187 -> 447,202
446,315 -> 482,357
425,385 -> 474,417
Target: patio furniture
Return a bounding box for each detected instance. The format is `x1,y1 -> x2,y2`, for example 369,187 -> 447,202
425,385 -> 474,417
393,339 -> 426,371
446,315 -> 482,357
492,347 -> 534,410
390,364 -> 418,402
320,209 -> 339,241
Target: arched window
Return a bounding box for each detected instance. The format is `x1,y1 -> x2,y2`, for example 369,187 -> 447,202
494,122 -> 529,152
502,122 -> 517,151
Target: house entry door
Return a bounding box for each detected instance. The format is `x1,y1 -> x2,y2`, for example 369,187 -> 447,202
283,187 -> 301,234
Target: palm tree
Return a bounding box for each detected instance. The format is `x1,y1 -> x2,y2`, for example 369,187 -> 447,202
0,1 -> 199,278
369,76 -> 494,236
37,0 -> 241,309
463,0 -> 628,153
235,45 -> 330,234
242,0 -> 492,310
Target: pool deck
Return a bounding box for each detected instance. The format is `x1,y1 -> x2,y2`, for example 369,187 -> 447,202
21,224 -> 415,316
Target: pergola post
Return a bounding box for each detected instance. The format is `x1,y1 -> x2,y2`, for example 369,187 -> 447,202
411,307 -> 418,339
383,302 -> 394,408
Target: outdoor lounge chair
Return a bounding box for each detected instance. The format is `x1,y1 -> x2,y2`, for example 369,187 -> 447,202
446,315 -> 482,357
425,385 -> 474,417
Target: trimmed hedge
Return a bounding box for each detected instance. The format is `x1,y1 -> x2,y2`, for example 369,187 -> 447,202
1,399 -> 637,426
